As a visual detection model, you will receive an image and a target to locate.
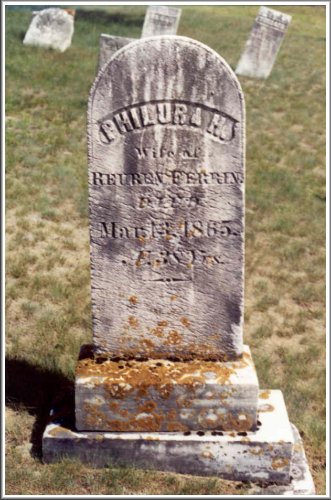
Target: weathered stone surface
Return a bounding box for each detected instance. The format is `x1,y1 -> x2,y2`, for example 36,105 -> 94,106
249,425 -> 315,495
75,345 -> 258,432
23,8 -> 75,53
88,36 -> 245,360
43,391 -> 294,485
98,34 -> 135,72
141,6 -> 181,38
236,7 -> 291,79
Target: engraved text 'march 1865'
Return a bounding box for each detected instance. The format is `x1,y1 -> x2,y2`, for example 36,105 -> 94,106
88,36 -> 245,361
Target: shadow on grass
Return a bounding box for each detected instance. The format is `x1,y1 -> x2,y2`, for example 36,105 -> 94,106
76,9 -> 144,28
5,358 -> 74,459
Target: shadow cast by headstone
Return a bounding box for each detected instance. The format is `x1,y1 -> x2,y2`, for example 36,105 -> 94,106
5,357 -> 74,459
76,8 -> 144,28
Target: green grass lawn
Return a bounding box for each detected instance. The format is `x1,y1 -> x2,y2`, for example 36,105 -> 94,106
5,4 -> 326,495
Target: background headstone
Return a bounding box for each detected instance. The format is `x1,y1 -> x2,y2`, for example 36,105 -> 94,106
141,6 -> 181,38
88,36 -> 244,361
23,8 -> 75,52
236,6 -> 291,79
98,34 -> 135,71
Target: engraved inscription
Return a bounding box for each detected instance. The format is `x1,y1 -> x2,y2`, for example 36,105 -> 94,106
98,220 -> 240,240
134,145 -> 201,159
150,13 -> 175,28
135,249 -> 225,268
99,100 -> 237,144
138,195 -> 201,209
91,170 -> 244,186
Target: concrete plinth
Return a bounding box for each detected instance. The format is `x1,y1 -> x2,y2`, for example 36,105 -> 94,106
43,390 -> 309,488
75,345 -> 259,432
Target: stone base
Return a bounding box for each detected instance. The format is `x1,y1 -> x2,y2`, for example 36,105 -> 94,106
75,344 -> 259,432
42,390 -> 314,493
248,426 -> 315,495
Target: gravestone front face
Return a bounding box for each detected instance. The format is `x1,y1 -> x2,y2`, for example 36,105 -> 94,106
236,6 -> 291,79
141,6 -> 181,38
23,8 -> 75,53
98,34 -> 135,72
88,36 -> 245,361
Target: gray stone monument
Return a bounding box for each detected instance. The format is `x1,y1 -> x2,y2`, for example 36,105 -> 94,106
98,6 -> 181,72
23,8 -> 75,53
141,6 -> 181,38
236,6 -> 292,79
42,36 -> 314,495
98,34 -> 135,71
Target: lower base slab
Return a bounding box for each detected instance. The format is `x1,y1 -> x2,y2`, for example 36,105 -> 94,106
248,426 -> 315,495
42,390 -> 314,493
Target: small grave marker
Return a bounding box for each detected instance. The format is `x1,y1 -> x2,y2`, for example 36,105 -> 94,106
236,6 -> 291,79
23,8 -> 75,52
141,6 -> 181,37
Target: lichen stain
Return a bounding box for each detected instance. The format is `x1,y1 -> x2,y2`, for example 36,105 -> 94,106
201,450 -> 215,459
249,447 -> 264,456
170,295 -> 177,301
150,326 -> 165,338
272,457 -> 290,470
48,425 -> 71,437
260,390 -> 271,399
259,404 -> 274,413
180,317 -> 191,327
129,296 -> 138,305
158,320 -> 168,327
138,401 -> 157,413
167,422 -> 188,432
128,316 -> 139,328
165,330 -> 182,346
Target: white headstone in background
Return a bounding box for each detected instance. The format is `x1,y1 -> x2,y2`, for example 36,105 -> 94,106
236,6 -> 292,79
23,8 -> 75,53
141,6 -> 181,38
98,34 -> 135,71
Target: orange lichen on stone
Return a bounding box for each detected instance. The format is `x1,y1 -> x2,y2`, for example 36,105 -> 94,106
158,385 -> 172,399
165,330 -> 182,346
48,425 -> 71,437
170,295 -> 177,301
249,447 -> 264,455
133,412 -> 164,431
138,401 -> 157,413
167,409 -> 178,420
272,457 -> 290,470
150,326 -> 165,338
158,320 -> 168,327
180,317 -> 191,327
128,316 -> 139,328
129,296 -> 138,305
167,422 -> 188,432
140,338 -> 155,349
76,357 -> 240,392
260,390 -> 271,399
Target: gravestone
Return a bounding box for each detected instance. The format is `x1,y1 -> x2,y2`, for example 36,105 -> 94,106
23,8 -> 75,53
236,6 -> 292,79
141,6 -> 181,37
42,36 -> 315,494
98,34 -> 135,72
90,35 -> 244,362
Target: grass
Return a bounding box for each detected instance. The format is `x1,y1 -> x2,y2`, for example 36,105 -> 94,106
5,4 -> 326,495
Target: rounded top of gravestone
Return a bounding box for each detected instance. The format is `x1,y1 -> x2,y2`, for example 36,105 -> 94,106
90,36 -> 244,126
